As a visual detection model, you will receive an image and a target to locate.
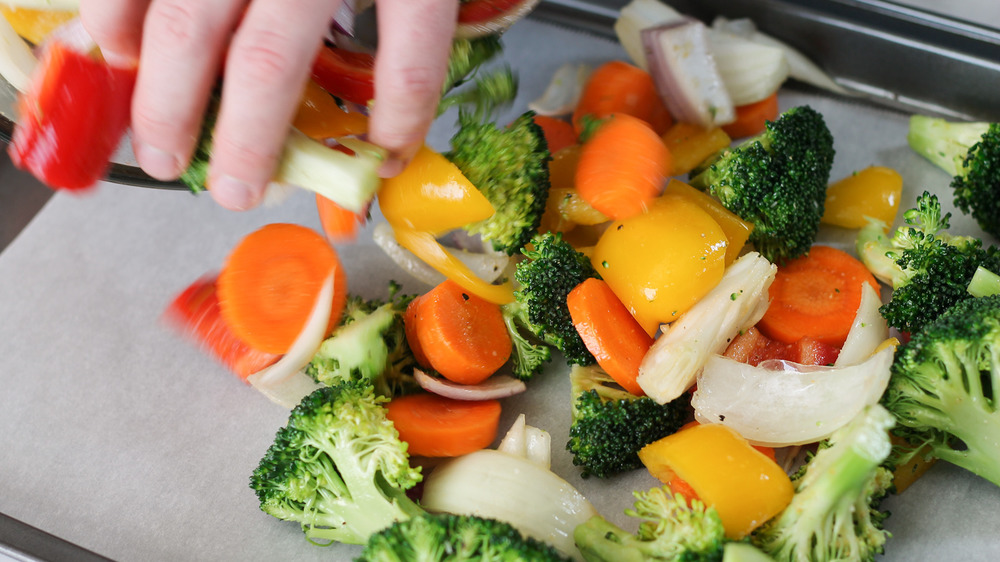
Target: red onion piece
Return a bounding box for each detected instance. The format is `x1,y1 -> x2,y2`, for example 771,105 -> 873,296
414,368 -> 527,401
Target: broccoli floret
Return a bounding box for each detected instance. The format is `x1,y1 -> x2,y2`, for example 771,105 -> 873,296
856,191 -> 1000,333
907,116 -> 1000,238
358,512 -> 573,561
448,111 -> 552,255
574,486 -> 726,562
305,282 -> 420,398
439,35 -> 518,120
751,405 -> 894,562
500,300 -> 554,380
881,294 -> 1000,487
508,232 -> 597,367
249,382 -> 423,545
567,365 -> 688,479
689,106 -> 835,264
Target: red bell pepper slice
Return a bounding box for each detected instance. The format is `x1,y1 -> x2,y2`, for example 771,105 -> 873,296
458,0 -> 525,23
9,41 -> 137,191
310,45 -> 374,106
164,276 -> 281,381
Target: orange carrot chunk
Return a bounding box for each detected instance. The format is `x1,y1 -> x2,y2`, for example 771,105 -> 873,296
721,92 -> 780,139
386,393 -> 502,457
403,293 -> 431,369
411,280 -> 512,386
532,114 -> 578,153
575,113 -> 671,221
217,223 -> 347,355
572,60 -> 673,136
568,278 -> 654,396
757,245 -> 879,347
316,193 -> 366,243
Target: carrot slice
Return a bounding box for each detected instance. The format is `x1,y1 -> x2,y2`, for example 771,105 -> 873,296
572,60 -> 673,136
316,193 -> 366,242
721,92 -> 779,139
567,278 -> 654,396
575,113 -> 670,220
532,115 -> 577,153
386,393 -> 502,457
411,280 -> 512,385
403,293 -> 431,368
757,245 -> 879,347
217,223 -> 347,354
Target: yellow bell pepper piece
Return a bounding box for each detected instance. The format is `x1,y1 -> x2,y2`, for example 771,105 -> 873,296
293,80 -> 369,140
378,145 -> 495,234
591,194 -> 727,336
639,423 -> 794,539
391,227 -> 514,305
660,122 -> 732,177
1,7 -> 76,46
822,166 -> 903,229
662,179 -> 754,265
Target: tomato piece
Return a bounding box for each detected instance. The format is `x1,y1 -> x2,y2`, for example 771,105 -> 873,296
724,326 -> 840,366
458,0 -> 525,23
310,45 -> 375,106
164,277 -> 281,380
10,42 -> 136,191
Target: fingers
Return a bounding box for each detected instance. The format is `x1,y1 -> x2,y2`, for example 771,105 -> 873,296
369,0 -> 458,177
80,0 -> 152,66
208,0 -> 342,210
128,0 -> 246,186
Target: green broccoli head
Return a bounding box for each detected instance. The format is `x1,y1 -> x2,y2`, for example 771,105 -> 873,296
908,116 -> 1000,238
500,300 -> 554,380
574,487 -> 726,562
305,282 -> 420,398
358,512 -> 573,561
856,191 -> 1000,333
449,111 -> 552,255
513,232 -> 597,366
689,105 -> 835,264
751,405 -> 894,562
567,365 -> 687,479
249,382 -> 423,545
882,294 -> 1000,487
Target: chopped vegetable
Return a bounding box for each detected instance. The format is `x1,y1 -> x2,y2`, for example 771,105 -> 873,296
164,276 -> 281,380
660,122 -> 732,176
385,392 -> 502,457
498,413 -> 552,469
641,19 -> 735,129
591,194 -> 728,336
689,105 -> 836,263
315,193 -> 366,243
721,91 -> 779,139
455,0 -> 542,39
309,44 -> 374,106
575,113 -> 670,221
709,32 -> 788,107
293,80 -> 369,140
567,278 -> 654,396
1,5 -> 76,45
567,365 -> 687,478
752,405 -> 894,562
528,62 -> 591,117
573,486 -> 727,562
613,0 -> 683,70
359,512 -> 572,561
724,327 -> 840,367
10,41 -> 136,191
638,423 -> 794,539
0,10 -> 37,92
420,448 -> 598,559
661,179 -> 754,265
405,279 -> 511,385
533,114 -> 578,153
249,382 -> 423,545
637,252 -> 776,403
822,165 -> 903,229
413,368 -> 526,401
217,223 -> 347,355
907,115 -> 1000,239
756,245 -> 879,347
571,60 -> 673,136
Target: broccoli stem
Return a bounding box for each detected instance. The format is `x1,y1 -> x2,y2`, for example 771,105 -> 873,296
967,266 -> 1000,297
275,131 -> 386,214
907,115 -> 990,177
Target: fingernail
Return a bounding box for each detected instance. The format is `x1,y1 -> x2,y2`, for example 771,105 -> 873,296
135,142 -> 182,180
209,174 -> 263,211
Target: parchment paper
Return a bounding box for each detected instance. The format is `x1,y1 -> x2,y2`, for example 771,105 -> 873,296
0,16 -> 998,562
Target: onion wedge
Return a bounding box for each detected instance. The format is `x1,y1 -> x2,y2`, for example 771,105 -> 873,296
0,13 -> 35,92
692,345 -> 895,447
527,62 -> 591,117
834,282 -> 888,367
414,368 -> 526,401
245,272 -> 334,408
497,413 -> 551,469
372,222 -> 510,287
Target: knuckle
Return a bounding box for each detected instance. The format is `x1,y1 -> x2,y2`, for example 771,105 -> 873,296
145,0 -> 209,52
231,29 -> 301,84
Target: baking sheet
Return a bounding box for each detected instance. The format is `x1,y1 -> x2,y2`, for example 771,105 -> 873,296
1,15 -> 999,562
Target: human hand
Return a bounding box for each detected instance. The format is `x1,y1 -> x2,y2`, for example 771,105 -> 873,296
80,0 -> 458,210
